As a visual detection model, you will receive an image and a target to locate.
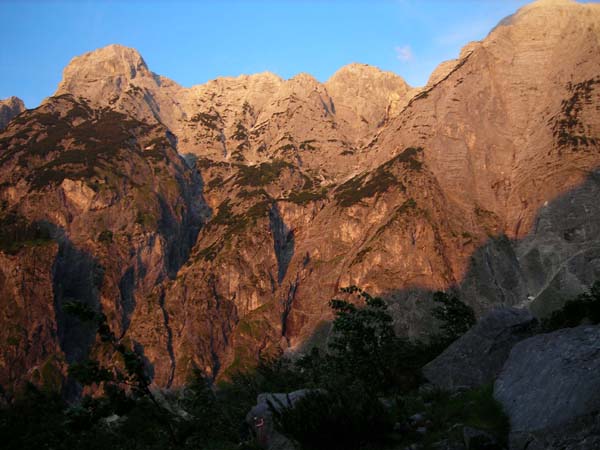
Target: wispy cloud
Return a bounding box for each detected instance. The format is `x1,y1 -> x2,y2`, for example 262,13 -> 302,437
395,45 -> 413,62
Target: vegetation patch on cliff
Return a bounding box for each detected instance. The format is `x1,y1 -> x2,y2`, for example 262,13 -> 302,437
234,159 -> 294,187
0,212 -> 53,254
334,170 -> 399,207
189,111 -> 221,131
285,188 -> 328,205
9,105 -> 172,192
552,77 -> 599,151
334,148 -> 421,207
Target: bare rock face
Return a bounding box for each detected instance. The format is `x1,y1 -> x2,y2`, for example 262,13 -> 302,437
360,0 -> 600,308
176,66 -> 413,180
494,325 -> 600,450
0,243 -> 63,392
1,0 -> 600,391
422,308 -> 537,391
52,45 -> 413,182
54,44 -> 188,136
0,96 -> 25,130
325,63 -> 411,144
0,94 -> 205,392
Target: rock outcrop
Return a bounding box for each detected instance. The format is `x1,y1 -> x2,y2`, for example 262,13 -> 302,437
325,63 -> 412,144
0,94 -> 206,391
0,96 -> 25,130
246,390 -> 314,450
53,46 -> 410,180
494,325 -> 600,450
422,308 -> 537,391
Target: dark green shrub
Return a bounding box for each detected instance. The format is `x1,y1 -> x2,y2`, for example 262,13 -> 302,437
334,170 -> 398,207
235,160 -> 293,187
0,213 -> 52,254
285,187 -> 327,204
272,389 -> 393,450
0,384 -> 68,450
232,121 -> 248,141
401,384 -> 509,448
97,230 -> 113,245
296,287 -> 422,395
431,291 -> 476,343
135,211 -> 157,229
189,111 -> 221,130
542,281 -> 600,331
390,147 -> 424,171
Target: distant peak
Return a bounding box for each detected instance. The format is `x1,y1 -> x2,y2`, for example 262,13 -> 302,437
86,44 -> 145,61
74,44 -> 146,65
327,63 -> 409,87
489,0 -> 595,37
288,72 -> 321,85
519,0 -> 583,12
59,44 -> 150,84
0,96 -> 26,130
331,63 -> 384,75
0,96 -> 25,109
252,71 -> 283,83
207,71 -> 283,84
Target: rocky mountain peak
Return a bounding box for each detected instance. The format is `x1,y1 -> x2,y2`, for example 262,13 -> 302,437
0,96 -> 26,130
53,43 -> 159,109
327,62 -> 408,85
0,96 -> 25,108
53,44 -> 187,132
426,0 -> 592,90
198,71 -> 283,89
287,72 -> 322,88
528,0 -> 577,7
491,0 -> 597,36
326,63 -> 412,142
49,43 -> 417,164
58,44 -> 150,87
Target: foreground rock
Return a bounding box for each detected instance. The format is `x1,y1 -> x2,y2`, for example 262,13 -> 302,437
463,426 -> 504,450
423,308 -> 537,391
246,390 -> 315,450
494,325 -> 600,450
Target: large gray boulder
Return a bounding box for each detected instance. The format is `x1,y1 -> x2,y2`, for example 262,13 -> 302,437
423,308 -> 537,391
246,389 -> 315,450
494,325 -> 600,450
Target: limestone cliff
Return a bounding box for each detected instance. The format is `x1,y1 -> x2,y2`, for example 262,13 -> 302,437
1,0 -> 599,391
52,45 -> 411,181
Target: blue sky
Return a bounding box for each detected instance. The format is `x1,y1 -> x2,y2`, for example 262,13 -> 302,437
0,1 -> 590,108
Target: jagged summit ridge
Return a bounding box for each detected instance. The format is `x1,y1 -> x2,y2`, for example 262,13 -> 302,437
51,43 -> 414,178
57,44 -> 151,88
0,96 -> 25,130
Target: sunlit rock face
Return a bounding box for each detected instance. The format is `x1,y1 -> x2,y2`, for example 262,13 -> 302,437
1,0 -> 599,390
0,96 -> 25,130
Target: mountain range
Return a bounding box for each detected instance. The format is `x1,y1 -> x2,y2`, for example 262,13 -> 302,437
0,0 -> 599,393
